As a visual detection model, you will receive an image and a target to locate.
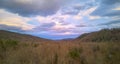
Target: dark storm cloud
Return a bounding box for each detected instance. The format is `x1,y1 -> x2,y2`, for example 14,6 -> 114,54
91,0 -> 120,16
0,24 -> 24,32
0,0 -> 68,17
0,0 -> 96,16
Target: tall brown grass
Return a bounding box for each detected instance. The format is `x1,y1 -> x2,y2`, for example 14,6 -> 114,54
0,39 -> 120,64
0,28 -> 120,64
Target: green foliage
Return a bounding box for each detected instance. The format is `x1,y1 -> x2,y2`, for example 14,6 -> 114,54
69,48 -> 82,59
104,45 -> 120,64
0,39 -> 18,50
33,43 -> 39,47
92,45 -> 100,52
53,53 -> 58,64
0,29 -> 120,64
0,39 -> 18,64
79,28 -> 120,42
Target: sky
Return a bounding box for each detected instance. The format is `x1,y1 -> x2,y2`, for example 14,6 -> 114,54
0,0 -> 120,40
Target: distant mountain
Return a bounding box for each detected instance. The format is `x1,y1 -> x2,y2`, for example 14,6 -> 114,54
60,38 -> 74,41
0,30 -> 52,43
76,28 -> 120,42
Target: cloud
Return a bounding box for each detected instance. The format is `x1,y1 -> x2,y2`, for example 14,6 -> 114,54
61,1 -> 97,15
0,0 -> 119,40
98,20 -> 120,29
113,7 -> 120,10
33,22 -> 56,31
90,0 -> 120,29
76,24 -> 87,27
51,32 -> 79,36
40,22 -> 55,28
101,0 -> 120,5
100,20 -> 120,26
91,0 -> 120,16
0,24 -> 23,32
0,0 -> 96,17
0,0 -> 69,17
103,11 -> 120,16
89,16 -> 101,20
0,9 -> 35,31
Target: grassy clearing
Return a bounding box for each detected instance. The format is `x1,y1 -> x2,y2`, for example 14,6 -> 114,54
0,40 -> 120,64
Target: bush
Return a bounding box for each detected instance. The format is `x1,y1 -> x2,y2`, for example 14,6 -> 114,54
0,39 -> 18,64
53,53 -> 58,64
69,48 -> 82,59
92,45 -> 100,53
104,44 -> 120,64
0,39 -> 18,51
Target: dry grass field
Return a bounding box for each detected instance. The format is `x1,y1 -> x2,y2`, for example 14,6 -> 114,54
0,28 -> 120,64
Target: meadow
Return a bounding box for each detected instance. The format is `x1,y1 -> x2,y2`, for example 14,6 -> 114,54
0,28 -> 120,64
0,39 -> 120,64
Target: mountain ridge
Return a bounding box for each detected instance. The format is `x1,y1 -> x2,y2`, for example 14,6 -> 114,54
0,30 -> 53,43
0,28 -> 120,43
76,28 -> 120,42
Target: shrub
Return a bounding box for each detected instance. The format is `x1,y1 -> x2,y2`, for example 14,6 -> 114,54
0,39 -> 18,64
104,45 -> 120,64
53,53 -> 58,64
0,39 -> 18,51
69,48 -> 82,59
92,45 -> 100,53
